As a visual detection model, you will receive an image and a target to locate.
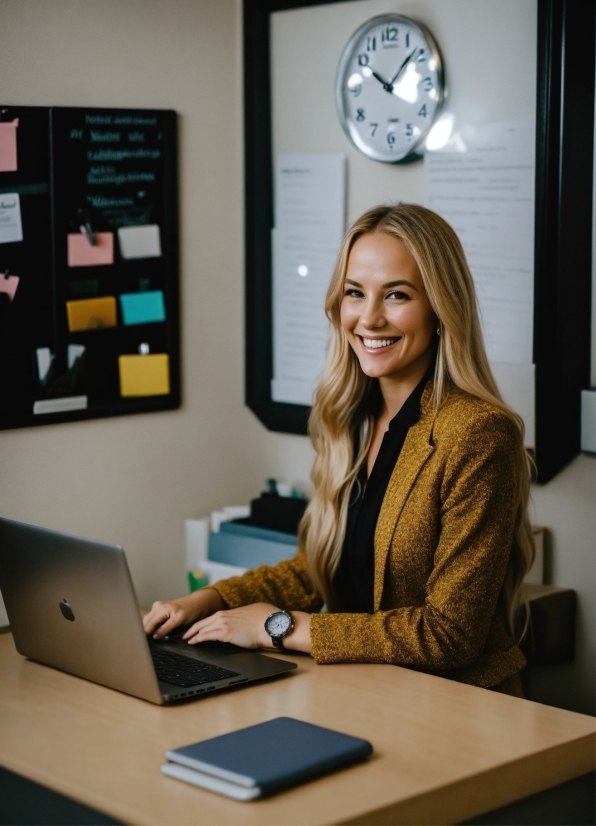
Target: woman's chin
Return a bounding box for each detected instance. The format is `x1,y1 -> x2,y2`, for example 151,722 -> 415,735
356,358 -> 400,379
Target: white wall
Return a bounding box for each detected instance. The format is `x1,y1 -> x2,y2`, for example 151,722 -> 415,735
0,0 -> 593,715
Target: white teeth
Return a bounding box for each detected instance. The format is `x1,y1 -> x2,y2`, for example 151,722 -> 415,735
362,337 -> 397,349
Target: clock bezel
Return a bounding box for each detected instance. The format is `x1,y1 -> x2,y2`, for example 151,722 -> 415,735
335,13 -> 446,164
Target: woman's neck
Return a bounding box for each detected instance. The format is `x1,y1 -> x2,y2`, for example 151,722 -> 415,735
378,352 -> 434,421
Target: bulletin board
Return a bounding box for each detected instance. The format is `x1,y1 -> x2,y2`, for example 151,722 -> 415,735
243,0 -> 595,483
0,105 -> 179,431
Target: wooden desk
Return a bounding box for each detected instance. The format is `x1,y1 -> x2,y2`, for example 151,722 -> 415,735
0,632 -> 593,826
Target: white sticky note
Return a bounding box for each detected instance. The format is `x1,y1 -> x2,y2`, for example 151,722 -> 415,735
67,344 -> 86,369
36,348 -> 53,382
33,396 -> 88,415
0,192 -> 23,244
117,224 -> 162,259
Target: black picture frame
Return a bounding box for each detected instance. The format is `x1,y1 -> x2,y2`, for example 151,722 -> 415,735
244,0 -> 595,483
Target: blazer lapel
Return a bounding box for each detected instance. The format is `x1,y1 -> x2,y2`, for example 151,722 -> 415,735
373,385 -> 436,611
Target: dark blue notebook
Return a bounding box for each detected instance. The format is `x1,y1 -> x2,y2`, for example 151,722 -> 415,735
161,716 -> 373,800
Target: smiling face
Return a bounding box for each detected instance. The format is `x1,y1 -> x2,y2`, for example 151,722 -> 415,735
340,231 -> 437,389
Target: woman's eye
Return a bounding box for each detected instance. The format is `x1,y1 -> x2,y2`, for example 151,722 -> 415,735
344,288 -> 364,298
387,290 -> 410,301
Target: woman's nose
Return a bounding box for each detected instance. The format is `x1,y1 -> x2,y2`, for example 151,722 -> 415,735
359,298 -> 386,329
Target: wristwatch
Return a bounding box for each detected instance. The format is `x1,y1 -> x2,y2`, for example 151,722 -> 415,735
264,610 -> 294,651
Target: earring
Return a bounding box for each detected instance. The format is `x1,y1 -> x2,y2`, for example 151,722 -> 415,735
436,326 -> 441,336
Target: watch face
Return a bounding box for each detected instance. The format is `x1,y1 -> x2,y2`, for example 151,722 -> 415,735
336,14 -> 444,163
266,611 -> 292,637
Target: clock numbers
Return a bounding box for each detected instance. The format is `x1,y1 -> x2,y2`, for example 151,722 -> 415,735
350,84 -> 362,97
405,124 -> 414,138
358,53 -> 369,66
382,26 -> 398,43
418,105 -> 428,118
417,48 -> 426,62
370,123 -> 378,137
387,132 -> 396,146
423,77 -> 433,92
356,108 -> 366,122
406,32 -> 410,48
367,36 -> 376,51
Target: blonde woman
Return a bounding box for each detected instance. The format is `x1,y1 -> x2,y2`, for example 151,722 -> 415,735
144,204 -> 534,696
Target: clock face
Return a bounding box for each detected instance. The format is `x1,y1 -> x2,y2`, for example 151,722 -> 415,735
336,15 -> 444,163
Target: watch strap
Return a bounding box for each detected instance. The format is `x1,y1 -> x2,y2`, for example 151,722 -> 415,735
271,635 -> 286,652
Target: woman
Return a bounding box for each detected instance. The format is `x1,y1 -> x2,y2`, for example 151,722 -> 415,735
143,204 -> 534,696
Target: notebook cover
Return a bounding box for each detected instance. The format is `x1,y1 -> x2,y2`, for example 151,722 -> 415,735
165,717 -> 372,796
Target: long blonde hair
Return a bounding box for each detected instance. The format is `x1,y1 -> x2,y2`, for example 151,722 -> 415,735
299,203 -> 534,635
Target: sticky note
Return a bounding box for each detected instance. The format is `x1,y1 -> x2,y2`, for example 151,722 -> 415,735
118,353 -> 170,397
119,290 -> 165,325
67,344 -> 86,369
0,119 -> 18,172
66,296 -> 117,332
36,348 -> 54,382
118,224 -> 161,259
67,231 -> 114,267
0,273 -> 19,301
33,396 -> 88,415
0,192 -> 23,244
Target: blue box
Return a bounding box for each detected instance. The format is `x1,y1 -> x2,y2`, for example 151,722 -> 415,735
208,531 -> 296,569
219,521 -> 297,546
119,290 -> 166,325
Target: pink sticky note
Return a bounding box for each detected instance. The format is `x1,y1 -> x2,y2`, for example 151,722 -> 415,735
67,231 -> 114,267
0,273 -> 19,301
0,120 -> 18,172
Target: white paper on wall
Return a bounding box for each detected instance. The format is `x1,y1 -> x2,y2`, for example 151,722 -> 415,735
272,154 -> 346,406
425,120 -> 535,366
0,192 -> 23,244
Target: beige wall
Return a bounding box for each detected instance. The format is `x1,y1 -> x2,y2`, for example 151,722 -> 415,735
0,0 -> 593,715
0,0 -> 313,612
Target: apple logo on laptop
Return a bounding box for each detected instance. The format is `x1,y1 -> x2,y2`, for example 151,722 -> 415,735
59,598 -> 75,622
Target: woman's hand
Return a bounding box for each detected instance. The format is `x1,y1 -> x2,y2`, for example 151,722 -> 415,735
183,604 -> 313,653
142,588 -> 225,639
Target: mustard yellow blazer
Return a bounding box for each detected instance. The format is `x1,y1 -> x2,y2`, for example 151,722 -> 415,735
213,384 -> 526,694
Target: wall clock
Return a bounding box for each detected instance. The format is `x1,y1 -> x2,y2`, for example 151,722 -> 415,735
335,14 -> 445,163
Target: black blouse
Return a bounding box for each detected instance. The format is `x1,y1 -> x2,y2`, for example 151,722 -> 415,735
333,374 -> 429,614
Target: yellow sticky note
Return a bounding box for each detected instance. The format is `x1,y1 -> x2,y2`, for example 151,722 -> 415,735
118,353 -> 170,397
66,296 -> 117,332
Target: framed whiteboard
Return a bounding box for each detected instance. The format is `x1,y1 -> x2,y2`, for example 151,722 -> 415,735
243,0 -> 594,482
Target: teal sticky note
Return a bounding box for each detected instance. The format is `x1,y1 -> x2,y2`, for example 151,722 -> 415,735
119,290 -> 165,325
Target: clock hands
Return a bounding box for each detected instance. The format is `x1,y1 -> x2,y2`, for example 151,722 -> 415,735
365,47 -> 420,95
389,47 -> 419,86
369,68 -> 394,93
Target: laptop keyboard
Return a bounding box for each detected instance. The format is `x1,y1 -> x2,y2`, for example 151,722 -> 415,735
150,646 -> 240,688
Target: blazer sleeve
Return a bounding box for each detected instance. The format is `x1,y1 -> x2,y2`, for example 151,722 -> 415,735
309,410 -> 519,668
210,548 -> 324,614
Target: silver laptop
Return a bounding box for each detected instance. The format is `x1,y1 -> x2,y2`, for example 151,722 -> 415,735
0,517 -> 296,704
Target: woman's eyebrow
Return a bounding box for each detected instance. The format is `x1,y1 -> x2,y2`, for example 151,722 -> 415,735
383,280 -> 418,290
344,278 -> 418,290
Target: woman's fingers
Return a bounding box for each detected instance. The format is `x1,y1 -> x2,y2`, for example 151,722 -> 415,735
184,611 -> 233,644
142,601 -> 185,638
183,604 -> 276,648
